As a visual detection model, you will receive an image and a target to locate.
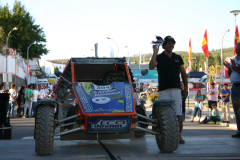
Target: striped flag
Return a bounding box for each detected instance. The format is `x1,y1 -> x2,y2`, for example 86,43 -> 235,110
234,25 -> 240,55
201,30 -> 209,58
188,38 -> 192,62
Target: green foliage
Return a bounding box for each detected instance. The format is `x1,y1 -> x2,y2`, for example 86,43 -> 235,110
0,1 -> 48,59
207,65 -> 218,83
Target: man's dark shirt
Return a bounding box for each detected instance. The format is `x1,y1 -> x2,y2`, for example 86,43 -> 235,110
17,90 -> 24,103
156,52 -> 184,91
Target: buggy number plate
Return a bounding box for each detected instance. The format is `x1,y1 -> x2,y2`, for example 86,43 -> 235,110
87,118 -> 130,133
91,119 -> 127,129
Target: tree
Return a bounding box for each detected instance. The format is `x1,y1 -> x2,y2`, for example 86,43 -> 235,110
215,53 -> 221,65
0,1 -> 49,59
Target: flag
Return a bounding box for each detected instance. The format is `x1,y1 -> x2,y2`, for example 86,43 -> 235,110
201,30 -> 209,57
188,38 -> 192,62
234,25 -> 240,55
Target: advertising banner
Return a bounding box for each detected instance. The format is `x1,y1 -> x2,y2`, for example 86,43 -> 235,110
131,70 -> 158,79
8,48 -> 16,56
189,82 -> 204,91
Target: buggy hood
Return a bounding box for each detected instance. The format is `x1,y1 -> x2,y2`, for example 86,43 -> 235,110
74,82 -> 134,113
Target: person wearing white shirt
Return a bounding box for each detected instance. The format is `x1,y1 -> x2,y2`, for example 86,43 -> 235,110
43,85 -> 50,98
48,83 -> 53,91
32,86 -> 40,117
9,83 -> 17,118
38,85 -> 46,99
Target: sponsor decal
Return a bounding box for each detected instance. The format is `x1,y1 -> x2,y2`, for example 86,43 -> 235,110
75,85 -> 92,112
174,59 -> 179,62
94,85 -> 111,90
125,84 -> 133,112
90,119 -> 128,129
78,82 -> 85,86
92,97 -> 111,104
90,88 -> 121,97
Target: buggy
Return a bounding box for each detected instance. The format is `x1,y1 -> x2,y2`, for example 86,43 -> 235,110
34,57 -> 179,156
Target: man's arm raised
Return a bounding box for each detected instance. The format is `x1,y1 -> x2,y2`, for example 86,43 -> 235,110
149,45 -> 159,70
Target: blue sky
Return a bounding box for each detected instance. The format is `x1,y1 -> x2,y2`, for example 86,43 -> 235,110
2,0 -> 240,60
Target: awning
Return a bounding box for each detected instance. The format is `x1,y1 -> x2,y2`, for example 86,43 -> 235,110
187,72 -> 206,78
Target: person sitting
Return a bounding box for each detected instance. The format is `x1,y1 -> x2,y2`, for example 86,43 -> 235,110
199,103 -> 221,124
190,90 -> 203,122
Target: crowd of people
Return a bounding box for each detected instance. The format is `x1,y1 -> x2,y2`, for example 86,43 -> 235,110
0,82 -> 52,118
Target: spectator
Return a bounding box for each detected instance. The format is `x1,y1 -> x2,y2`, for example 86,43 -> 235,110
17,86 -> 25,117
190,90 -> 203,122
38,85 -> 45,99
149,36 -> 188,143
234,97 -> 240,119
223,42 -> 240,137
43,85 -> 49,98
23,84 -> 26,104
0,82 -> 5,93
8,83 -> 17,118
32,85 -> 40,117
207,82 -> 218,111
180,81 -> 186,144
23,85 -> 34,118
220,83 -> 231,123
48,83 -> 53,92
199,103 -> 221,124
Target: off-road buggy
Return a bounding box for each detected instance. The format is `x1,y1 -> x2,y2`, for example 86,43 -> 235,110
34,57 -> 179,156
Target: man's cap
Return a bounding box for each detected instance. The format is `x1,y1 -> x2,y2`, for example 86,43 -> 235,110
43,85 -> 47,88
162,36 -> 176,49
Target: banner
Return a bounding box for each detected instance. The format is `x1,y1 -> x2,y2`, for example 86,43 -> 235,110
131,70 -> 158,79
8,48 -> 16,56
201,30 -> 209,58
24,61 -> 31,75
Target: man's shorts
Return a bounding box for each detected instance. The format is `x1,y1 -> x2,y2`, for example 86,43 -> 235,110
181,112 -> 185,122
208,100 -> 217,108
158,88 -> 182,116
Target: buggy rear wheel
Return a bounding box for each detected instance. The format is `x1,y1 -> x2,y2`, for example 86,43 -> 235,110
35,105 -> 55,156
154,105 -> 179,153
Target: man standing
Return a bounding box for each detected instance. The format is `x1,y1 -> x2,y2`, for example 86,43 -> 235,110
220,83 -> 231,123
223,42 -> 240,138
180,81 -> 186,144
207,82 -> 218,111
38,85 -> 45,99
9,83 -> 17,118
23,85 -> 34,118
149,36 -> 188,143
43,85 -> 50,98
48,83 -> 53,92
32,85 -> 40,117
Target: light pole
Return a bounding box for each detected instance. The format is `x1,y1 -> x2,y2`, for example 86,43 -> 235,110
230,10 -> 240,26
4,27 -> 18,90
221,29 -> 230,84
27,41 -> 36,85
107,37 -> 119,57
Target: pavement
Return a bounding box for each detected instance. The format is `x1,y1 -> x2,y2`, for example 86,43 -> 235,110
1,96 -> 239,159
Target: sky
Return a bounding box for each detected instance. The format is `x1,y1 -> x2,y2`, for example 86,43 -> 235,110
1,0 -> 240,60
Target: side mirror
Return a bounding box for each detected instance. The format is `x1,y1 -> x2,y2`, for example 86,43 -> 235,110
55,70 -> 62,77
141,69 -> 148,76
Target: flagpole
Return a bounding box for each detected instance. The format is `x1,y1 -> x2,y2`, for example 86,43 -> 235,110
188,60 -> 191,109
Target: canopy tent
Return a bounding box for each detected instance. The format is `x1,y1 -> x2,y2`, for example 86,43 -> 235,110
187,72 -> 206,78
